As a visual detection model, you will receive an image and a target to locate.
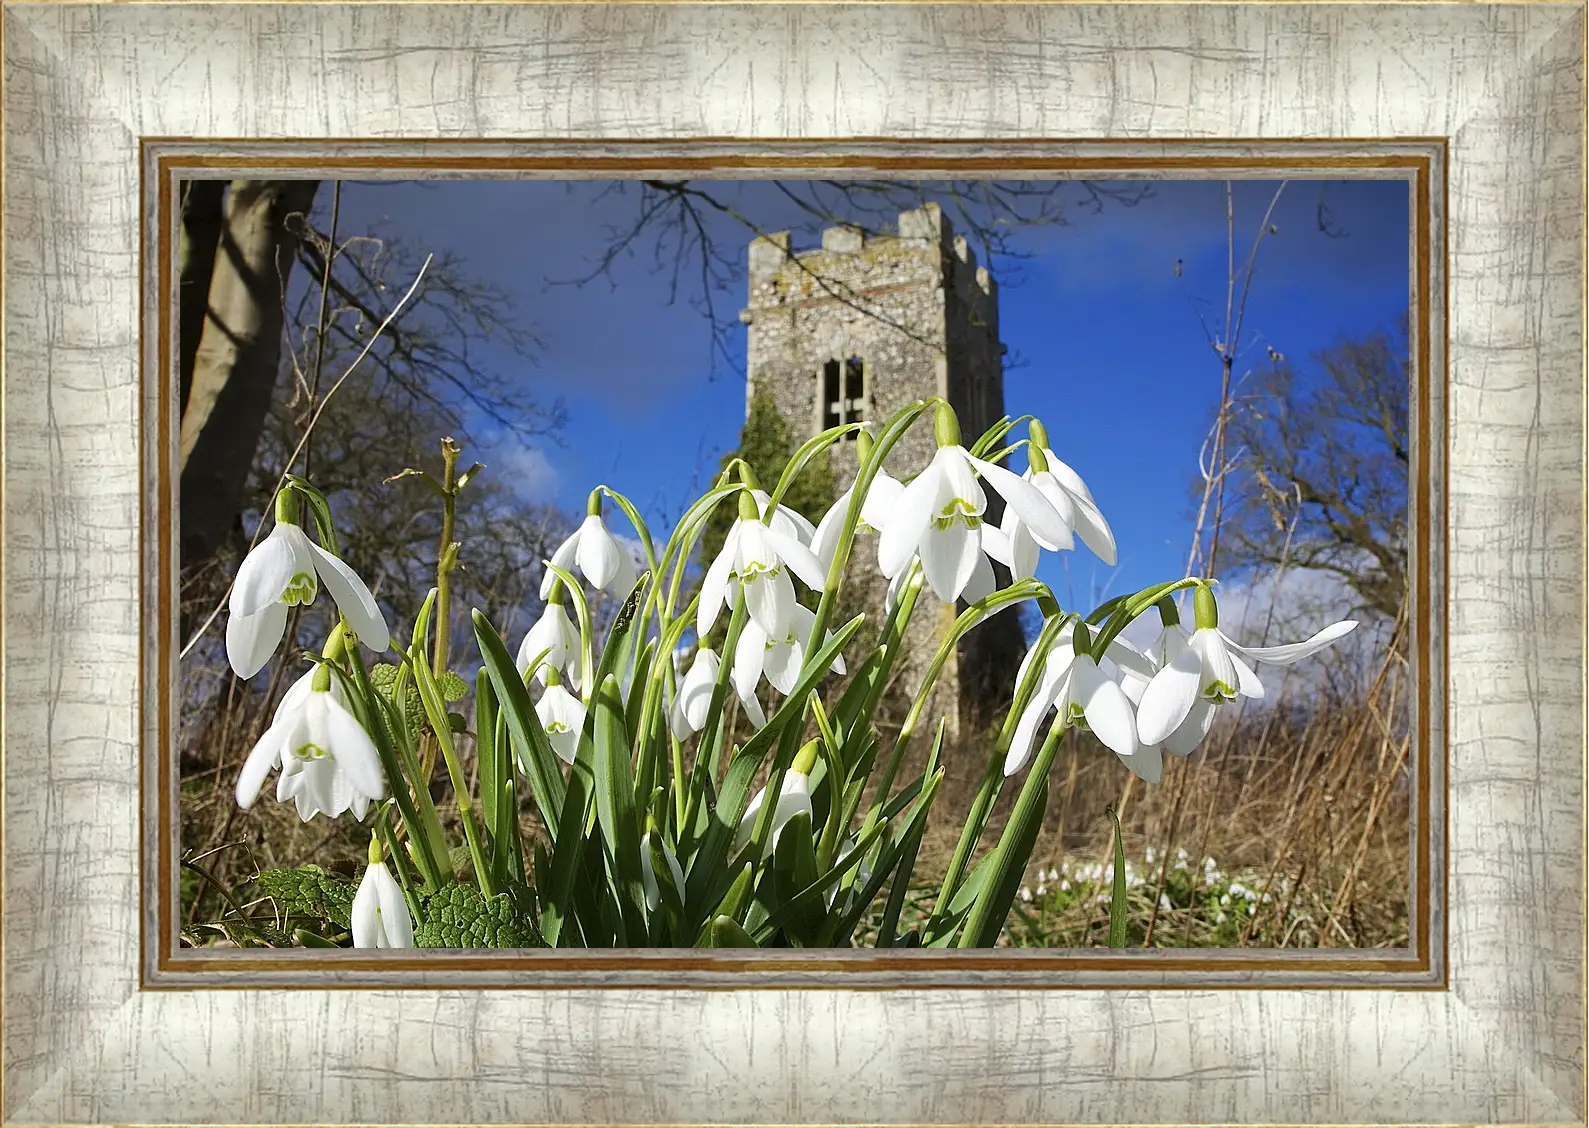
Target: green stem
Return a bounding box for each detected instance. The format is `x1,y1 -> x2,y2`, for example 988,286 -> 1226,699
432,437 -> 461,679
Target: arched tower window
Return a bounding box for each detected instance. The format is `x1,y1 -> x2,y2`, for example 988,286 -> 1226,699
821,356 -> 867,435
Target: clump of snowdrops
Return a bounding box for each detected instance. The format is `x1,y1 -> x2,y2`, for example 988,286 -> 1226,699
220,399 -> 1355,949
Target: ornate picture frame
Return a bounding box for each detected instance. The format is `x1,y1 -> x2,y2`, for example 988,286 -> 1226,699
3,3 -> 1583,1123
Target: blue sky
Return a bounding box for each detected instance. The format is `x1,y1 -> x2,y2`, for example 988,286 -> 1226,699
315,177 -> 1408,613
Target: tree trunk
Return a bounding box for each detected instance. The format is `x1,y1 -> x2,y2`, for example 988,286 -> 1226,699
176,180 -> 226,418
179,179 -> 320,572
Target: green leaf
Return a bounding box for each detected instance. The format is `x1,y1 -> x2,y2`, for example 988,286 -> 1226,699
252,866 -> 358,930
413,882 -> 547,949
769,811 -> 823,946
1107,804 -> 1130,949
472,609 -> 566,827
706,915 -> 760,948
437,670 -> 470,702
592,673 -> 647,938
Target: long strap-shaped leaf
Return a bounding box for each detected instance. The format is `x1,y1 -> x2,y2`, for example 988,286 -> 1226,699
592,673 -> 647,940
472,609 -> 566,827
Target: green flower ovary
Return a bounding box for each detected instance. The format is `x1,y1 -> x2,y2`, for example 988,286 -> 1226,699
282,571 -> 318,607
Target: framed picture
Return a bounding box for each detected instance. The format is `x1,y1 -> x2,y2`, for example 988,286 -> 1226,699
3,3 -> 1583,1124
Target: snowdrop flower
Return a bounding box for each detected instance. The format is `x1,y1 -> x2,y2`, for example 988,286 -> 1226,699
1118,617 -> 1221,760
809,425 -> 907,571
699,491 -> 828,641
539,496 -> 638,599
1135,586 -> 1358,748
226,503 -> 389,680
517,591 -> 582,690
669,645 -> 767,736
640,829 -> 686,913
1004,619 -> 1156,778
877,405 -> 1069,604
236,666 -> 386,822
534,675 -> 587,765
732,603 -> 847,701
731,745 -> 817,860
1022,421 -> 1118,565
351,843 -> 414,949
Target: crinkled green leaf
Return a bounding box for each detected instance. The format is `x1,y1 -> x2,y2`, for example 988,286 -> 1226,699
437,670 -> 470,703
413,882 -> 547,949
252,866 -> 358,930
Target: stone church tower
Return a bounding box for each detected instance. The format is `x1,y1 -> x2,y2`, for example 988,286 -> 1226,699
736,203 -> 1025,740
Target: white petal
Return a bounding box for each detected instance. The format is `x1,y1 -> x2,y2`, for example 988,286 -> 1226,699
1026,473 -> 1076,553
230,526 -> 299,616
351,867 -> 383,948
1190,628 -> 1238,694
859,472 -> 905,530
1164,699 -> 1217,757
969,454 -> 1070,549
809,486 -> 855,572
737,684 -> 767,729
679,649 -> 720,733
697,524 -> 741,637
1010,519 -> 1041,579
766,526 -> 828,592
1221,620 -> 1358,665
1067,491 -> 1117,566
1004,695 -> 1052,777
306,541 -> 390,653
744,570 -> 795,640
575,515 -> 624,590
373,862 -> 415,947
1134,640 -> 1204,745
539,530 -> 581,600
318,693 -> 386,801
876,465 -> 941,578
762,634 -> 803,696
1122,742 -> 1164,784
1102,635 -> 1159,683
768,774 -> 814,849
1231,653 -> 1266,699
732,621 -> 768,698
1070,659 -> 1139,759
962,549 -> 997,604
1043,451 -> 1098,504
226,601 -> 288,680
919,520 -> 980,603
235,724 -> 286,809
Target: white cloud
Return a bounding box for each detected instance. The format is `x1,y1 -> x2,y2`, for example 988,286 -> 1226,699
489,446 -> 561,505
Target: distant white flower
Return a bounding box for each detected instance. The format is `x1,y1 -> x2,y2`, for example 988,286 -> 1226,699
877,444 -> 1069,604
732,769 -> 813,860
534,681 -> 587,765
226,520 -> 389,680
699,502 -> 828,641
351,859 -> 414,949
517,598 -> 581,689
236,670 -> 386,822
540,511 -> 638,598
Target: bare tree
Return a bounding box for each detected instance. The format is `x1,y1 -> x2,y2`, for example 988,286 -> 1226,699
1214,313 -> 1411,623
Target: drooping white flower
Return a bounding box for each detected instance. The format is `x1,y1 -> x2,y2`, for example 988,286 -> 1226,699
877,444 -> 1069,604
746,488 -> 817,546
236,670 -> 386,822
670,646 -> 766,736
1005,621 -> 1155,777
226,520 -> 389,680
809,468 -> 906,572
732,603 -> 847,701
1135,616 -> 1358,747
534,680 -> 587,765
640,830 -> 686,913
698,497 -> 828,641
351,859 -> 414,949
1026,446 -> 1118,566
731,769 -> 813,860
517,596 -> 581,690
540,511 -> 639,599
1118,622 -> 1219,760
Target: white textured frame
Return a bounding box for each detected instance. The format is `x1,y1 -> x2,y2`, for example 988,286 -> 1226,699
3,3 -> 1583,1125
